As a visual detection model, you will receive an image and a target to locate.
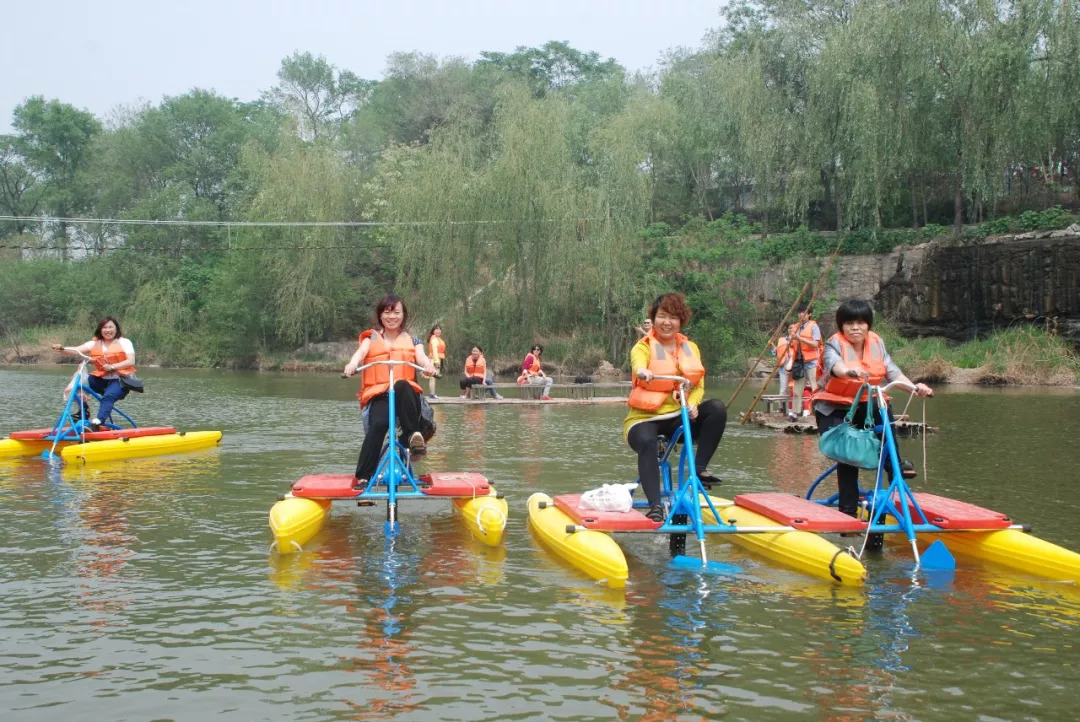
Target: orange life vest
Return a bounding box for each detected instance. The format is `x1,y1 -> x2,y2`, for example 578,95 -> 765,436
627,332 -> 706,412
788,320 -> 822,361
89,339 -> 135,377
776,337 -> 791,369
525,354 -> 542,376
465,354 -> 487,379
813,331 -> 888,406
429,335 -> 446,361
358,330 -> 422,407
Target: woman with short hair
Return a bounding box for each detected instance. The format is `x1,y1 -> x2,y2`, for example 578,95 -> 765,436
624,293 -> 727,522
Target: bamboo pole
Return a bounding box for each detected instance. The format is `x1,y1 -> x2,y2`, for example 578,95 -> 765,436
738,238 -> 846,425
725,278 -> 812,408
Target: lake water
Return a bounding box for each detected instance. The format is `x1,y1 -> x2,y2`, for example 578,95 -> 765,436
2,367 -> 1079,720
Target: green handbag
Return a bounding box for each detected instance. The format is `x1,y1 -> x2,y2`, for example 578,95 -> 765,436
818,384 -> 882,470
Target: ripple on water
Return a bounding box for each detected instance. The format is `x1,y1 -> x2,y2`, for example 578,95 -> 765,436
2,369 -> 1079,719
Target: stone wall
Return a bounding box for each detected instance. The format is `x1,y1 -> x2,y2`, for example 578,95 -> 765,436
756,225 -> 1080,343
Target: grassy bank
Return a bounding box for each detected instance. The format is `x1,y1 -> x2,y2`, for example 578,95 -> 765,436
883,326 -> 1079,386
7,321 -> 1077,387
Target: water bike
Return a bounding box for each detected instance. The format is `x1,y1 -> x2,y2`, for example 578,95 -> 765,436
528,373 -> 867,589
269,360 -> 507,553
733,379 -> 1080,581
0,350 -> 221,464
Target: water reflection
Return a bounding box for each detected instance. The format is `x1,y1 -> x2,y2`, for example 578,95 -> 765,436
3,368 -> 1079,721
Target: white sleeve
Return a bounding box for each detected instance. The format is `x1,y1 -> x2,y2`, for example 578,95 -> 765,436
119,338 -> 135,359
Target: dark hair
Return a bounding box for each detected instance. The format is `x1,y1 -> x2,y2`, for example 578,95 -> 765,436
428,324 -> 441,339
471,345 -> 483,353
796,302 -> 813,315
835,299 -> 874,330
531,344 -> 543,354
648,293 -> 693,325
94,316 -> 123,340
374,293 -> 408,330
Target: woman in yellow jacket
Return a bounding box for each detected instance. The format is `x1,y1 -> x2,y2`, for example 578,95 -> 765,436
625,293 -> 727,522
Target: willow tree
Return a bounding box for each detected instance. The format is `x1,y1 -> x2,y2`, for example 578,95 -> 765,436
361,124 -> 491,324
244,139 -> 360,350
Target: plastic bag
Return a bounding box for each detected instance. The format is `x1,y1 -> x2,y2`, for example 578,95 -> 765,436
579,483 -> 638,512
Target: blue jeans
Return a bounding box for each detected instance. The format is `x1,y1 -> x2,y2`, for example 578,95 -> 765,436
87,375 -> 129,424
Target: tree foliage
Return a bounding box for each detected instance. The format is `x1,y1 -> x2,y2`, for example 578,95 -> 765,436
2,9 -> 1077,368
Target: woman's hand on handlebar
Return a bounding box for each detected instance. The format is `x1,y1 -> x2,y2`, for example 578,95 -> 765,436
636,369 -> 654,383
914,382 -> 933,397
52,344 -> 64,352
422,362 -> 437,377
343,362 -> 357,377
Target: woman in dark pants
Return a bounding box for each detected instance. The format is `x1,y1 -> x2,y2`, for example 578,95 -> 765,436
624,293 -> 727,522
344,294 -> 437,489
813,300 -> 932,524
53,316 -> 136,430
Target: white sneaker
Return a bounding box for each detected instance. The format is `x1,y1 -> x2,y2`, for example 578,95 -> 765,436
787,413 -> 798,422
801,410 -> 811,417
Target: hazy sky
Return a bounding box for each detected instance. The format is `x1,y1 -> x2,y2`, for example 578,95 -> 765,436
3,0 -> 726,131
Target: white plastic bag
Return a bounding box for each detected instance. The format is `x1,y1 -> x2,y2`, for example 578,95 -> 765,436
579,483 -> 638,512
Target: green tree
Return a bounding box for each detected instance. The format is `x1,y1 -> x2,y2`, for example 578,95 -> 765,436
267,51 -> 373,141
11,97 -> 102,256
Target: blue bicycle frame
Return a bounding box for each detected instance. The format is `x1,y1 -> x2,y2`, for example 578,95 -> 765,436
632,375 -> 741,567
43,355 -> 139,459
805,381 -> 935,564
350,359 -> 429,536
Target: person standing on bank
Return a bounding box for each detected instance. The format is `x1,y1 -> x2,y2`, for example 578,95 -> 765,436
426,324 -> 446,399
624,293 -> 727,522
787,302 -> 823,421
344,294 -> 438,490
52,317 -> 136,431
813,299 -> 932,521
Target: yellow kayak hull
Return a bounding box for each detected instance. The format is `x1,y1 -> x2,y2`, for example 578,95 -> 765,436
705,496 -> 867,586
527,493 -> 628,589
0,438 -> 55,458
270,497 -> 332,554
452,490 -> 508,547
923,529 -> 1080,583
60,431 -> 222,464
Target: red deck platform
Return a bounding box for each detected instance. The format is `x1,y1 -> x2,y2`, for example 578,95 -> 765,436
9,426 -> 177,441
417,472 -> 490,496
908,492 -> 1012,529
291,473 -> 359,499
553,493 -> 660,531
734,493 -> 868,532
290,471 -> 490,499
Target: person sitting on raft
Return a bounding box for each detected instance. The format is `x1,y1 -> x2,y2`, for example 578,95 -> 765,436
426,324 -> 445,399
52,316 -> 136,431
459,346 -> 503,400
517,344 -> 553,400
344,293 -> 438,489
813,299 -> 932,520
625,293 -> 727,522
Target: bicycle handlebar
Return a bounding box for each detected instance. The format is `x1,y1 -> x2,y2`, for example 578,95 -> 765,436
637,371 -> 692,388
342,359 -> 429,378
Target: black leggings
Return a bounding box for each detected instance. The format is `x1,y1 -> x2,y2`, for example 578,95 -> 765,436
814,403 -> 898,515
626,399 -> 727,507
354,380 -> 423,481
